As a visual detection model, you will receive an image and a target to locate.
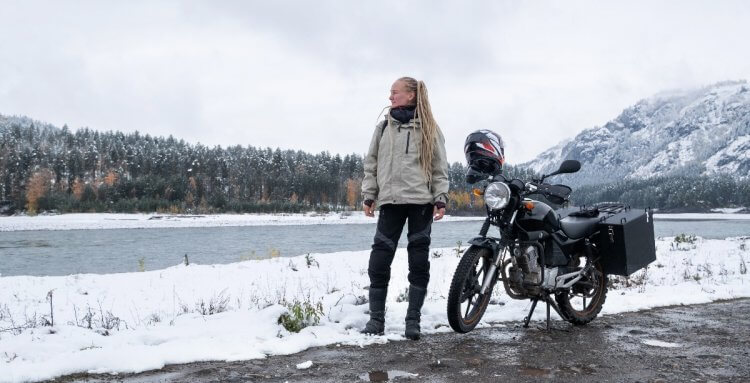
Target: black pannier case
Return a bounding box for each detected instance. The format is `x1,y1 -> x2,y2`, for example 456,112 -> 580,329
595,207 -> 656,276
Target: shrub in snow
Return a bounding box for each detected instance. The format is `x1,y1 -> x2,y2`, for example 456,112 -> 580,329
739,254 -> 747,275
195,290 -> 230,315
147,313 -> 161,325
395,287 -> 409,303
453,241 -> 465,257
305,253 -> 319,268
68,304 -> 125,335
671,233 -> 698,251
277,300 -> 323,333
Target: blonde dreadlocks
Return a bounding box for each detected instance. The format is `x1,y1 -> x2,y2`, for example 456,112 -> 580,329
397,77 -> 441,184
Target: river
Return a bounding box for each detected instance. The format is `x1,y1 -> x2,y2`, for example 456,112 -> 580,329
1,217 -> 749,277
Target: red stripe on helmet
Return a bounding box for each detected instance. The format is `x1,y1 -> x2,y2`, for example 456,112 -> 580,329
480,142 -> 498,156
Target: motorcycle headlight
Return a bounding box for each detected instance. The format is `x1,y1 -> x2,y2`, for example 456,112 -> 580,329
484,182 -> 511,210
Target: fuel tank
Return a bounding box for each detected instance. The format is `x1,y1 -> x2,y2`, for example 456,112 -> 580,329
517,200 -> 561,233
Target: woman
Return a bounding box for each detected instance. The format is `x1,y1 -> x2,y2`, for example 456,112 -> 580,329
360,77 -> 449,340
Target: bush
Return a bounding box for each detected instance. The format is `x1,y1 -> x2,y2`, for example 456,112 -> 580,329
277,300 -> 323,333
195,290 -> 230,315
674,233 -> 697,244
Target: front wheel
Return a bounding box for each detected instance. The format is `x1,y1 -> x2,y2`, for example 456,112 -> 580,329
447,246 -> 497,333
555,256 -> 608,325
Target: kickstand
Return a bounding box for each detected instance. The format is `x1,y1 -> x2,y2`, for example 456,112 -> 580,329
522,299 -> 539,328
546,299 -> 551,330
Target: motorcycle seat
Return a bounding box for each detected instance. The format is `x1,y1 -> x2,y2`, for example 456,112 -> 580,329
559,215 -> 600,239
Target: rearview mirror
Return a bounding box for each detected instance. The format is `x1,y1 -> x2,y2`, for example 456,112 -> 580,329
541,160 -> 581,182
557,160 -> 581,174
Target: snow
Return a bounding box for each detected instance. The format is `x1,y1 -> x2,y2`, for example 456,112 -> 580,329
0,212 -> 484,232
521,80 -> 750,186
705,135 -> 750,175
654,213 -> 750,220
2,211 -> 746,233
526,138 -> 570,174
710,207 -> 747,214
295,360 -> 313,369
0,237 -> 748,382
642,339 -> 681,348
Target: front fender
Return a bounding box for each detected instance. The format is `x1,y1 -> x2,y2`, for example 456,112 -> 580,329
468,236 -> 503,256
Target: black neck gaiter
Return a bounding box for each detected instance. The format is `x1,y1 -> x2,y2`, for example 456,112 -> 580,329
390,105 -> 416,123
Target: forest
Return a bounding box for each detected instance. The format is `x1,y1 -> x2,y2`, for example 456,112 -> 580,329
1,115 -> 747,215
571,176 -> 750,212
0,116 -> 528,214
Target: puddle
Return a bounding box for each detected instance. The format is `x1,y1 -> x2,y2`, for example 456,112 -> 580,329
558,364 -> 597,375
358,370 -> 419,381
69,371 -> 184,383
518,366 -> 553,377
519,364 -> 596,378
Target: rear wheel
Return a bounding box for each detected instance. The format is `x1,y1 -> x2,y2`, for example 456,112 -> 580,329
447,246 -> 497,333
555,255 -> 608,325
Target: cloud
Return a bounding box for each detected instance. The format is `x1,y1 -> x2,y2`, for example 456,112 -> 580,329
1,0 -> 749,164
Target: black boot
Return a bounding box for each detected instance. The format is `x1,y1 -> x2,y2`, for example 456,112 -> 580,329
404,285 -> 426,340
361,287 -> 387,335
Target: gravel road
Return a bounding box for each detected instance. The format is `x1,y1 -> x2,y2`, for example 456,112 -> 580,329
56,298 -> 750,383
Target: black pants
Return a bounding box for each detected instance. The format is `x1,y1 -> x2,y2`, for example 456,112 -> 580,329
368,203 -> 433,290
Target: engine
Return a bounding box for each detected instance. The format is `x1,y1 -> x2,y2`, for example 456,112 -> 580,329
508,244 -> 569,296
509,245 -> 542,293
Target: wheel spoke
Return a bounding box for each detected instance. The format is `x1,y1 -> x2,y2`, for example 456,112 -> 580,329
460,279 -> 478,302
555,256 -> 608,324
448,249 -> 498,333
460,262 -> 485,303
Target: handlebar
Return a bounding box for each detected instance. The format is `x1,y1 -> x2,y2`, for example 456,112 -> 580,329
487,176 -> 572,202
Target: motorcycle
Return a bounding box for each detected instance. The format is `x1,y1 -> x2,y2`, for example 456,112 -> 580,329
447,159 -> 651,332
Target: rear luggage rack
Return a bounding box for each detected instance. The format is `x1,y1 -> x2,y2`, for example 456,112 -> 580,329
593,202 -> 628,215
567,202 -> 629,219
593,203 -> 629,221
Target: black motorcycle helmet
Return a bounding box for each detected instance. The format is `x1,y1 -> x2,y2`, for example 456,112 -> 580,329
464,129 -> 505,184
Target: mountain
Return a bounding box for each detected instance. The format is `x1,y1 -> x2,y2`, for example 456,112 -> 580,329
523,80 -> 750,187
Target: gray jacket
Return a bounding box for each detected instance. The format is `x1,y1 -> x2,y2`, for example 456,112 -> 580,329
362,115 -> 449,206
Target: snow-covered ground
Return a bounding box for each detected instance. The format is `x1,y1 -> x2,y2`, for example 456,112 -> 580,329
711,207 -> 747,214
0,212 -> 484,232
1,211 -> 749,232
654,213 -> 750,220
1,237 -> 748,382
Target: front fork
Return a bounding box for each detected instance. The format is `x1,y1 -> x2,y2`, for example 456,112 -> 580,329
479,245 -> 506,295
477,210 -> 517,295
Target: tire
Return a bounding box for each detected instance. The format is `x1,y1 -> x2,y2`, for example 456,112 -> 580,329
447,246 -> 496,333
555,256 -> 608,325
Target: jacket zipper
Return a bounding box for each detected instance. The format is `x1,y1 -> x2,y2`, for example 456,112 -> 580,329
405,131 -> 410,154
388,118 -> 395,203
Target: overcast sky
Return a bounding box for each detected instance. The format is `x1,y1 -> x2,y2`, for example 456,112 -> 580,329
2,1 -> 749,164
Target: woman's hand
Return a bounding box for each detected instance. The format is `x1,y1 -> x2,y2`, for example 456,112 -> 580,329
364,202 -> 375,217
433,205 -> 445,221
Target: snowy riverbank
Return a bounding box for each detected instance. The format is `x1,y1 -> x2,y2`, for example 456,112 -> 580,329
2,211 -> 750,232
1,237 -> 749,382
0,212 -> 485,232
